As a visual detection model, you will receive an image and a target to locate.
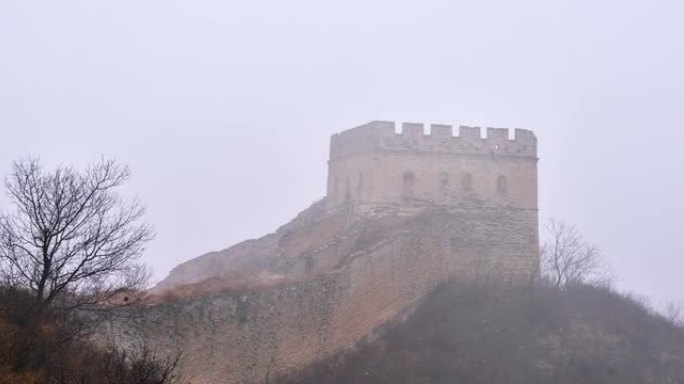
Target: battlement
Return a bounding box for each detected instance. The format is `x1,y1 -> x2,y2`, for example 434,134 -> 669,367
330,121 -> 537,160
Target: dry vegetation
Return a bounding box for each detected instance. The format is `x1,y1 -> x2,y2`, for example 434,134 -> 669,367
0,286 -> 181,384
0,159 -> 181,383
148,273 -> 296,304
278,279 -> 684,384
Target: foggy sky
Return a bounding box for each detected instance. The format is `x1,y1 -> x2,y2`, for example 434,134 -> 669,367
1,0 -> 682,309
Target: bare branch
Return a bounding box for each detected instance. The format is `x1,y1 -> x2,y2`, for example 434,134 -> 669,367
0,157 -> 154,310
539,217 -> 611,288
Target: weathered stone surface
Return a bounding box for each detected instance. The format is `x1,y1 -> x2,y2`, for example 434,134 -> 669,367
113,121 -> 539,384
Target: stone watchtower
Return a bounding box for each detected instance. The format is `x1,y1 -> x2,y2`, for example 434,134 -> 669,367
326,120 -> 539,276
327,121 -> 537,210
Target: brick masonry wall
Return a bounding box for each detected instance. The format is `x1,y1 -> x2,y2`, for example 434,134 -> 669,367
326,121 -> 537,211
109,205 -> 538,384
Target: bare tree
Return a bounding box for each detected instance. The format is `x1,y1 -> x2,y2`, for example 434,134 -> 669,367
99,343 -> 183,384
0,158 -> 153,310
665,302 -> 684,327
540,218 -> 610,288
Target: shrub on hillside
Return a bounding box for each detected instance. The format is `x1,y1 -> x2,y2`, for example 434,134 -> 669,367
0,286 -> 181,384
279,280 -> 684,384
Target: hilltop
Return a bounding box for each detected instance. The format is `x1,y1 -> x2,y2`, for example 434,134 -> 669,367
279,280 -> 684,384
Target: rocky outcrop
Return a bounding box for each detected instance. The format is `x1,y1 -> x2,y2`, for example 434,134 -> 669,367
152,200 -> 329,292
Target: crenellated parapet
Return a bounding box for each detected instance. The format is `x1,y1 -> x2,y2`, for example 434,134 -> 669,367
330,121 -> 537,161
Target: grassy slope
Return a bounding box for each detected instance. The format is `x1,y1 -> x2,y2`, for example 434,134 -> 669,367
279,281 -> 684,384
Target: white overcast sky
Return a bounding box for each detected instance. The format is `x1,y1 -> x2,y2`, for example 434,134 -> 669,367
1,0 -> 682,308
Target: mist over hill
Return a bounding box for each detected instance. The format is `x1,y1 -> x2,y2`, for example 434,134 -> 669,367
279,280 -> 684,384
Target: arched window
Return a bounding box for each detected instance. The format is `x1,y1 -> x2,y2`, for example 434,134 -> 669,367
357,172 -> 364,200
334,177 -> 339,201
344,177 -> 351,203
402,171 -> 415,200
439,172 -> 449,193
497,175 -> 507,194
462,173 -> 472,191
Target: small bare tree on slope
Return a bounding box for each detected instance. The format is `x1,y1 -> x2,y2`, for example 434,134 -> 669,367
0,158 -> 154,310
540,218 -> 610,288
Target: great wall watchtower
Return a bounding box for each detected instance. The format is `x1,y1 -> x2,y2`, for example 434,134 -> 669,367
129,121 -> 542,383
326,120 -> 539,281
326,120 -> 538,212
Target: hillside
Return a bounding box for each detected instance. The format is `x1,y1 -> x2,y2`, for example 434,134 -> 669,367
278,281 -> 684,384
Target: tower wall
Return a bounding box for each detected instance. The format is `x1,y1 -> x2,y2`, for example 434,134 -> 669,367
326,121 -> 538,211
